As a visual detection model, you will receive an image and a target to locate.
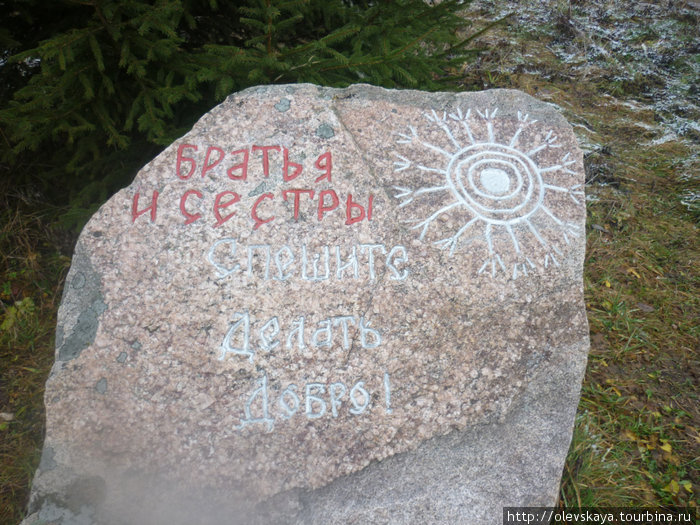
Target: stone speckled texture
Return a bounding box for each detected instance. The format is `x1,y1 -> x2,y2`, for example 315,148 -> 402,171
24,84 -> 589,525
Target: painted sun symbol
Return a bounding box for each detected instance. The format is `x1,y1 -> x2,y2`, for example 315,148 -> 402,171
392,108 -> 584,279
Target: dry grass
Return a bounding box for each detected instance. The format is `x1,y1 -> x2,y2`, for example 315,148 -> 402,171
0,188 -> 71,524
564,139 -> 699,508
458,0 -> 699,510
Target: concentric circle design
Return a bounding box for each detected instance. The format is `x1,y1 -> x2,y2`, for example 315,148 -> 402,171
480,168 -> 510,194
446,143 -> 544,224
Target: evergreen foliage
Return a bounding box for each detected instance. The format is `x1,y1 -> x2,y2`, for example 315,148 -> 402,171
0,0 -> 498,227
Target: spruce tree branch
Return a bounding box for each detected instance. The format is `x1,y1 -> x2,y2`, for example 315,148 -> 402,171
435,13 -> 513,58
92,3 -> 114,40
9,27 -> 103,66
0,125 -> 12,149
280,26 -> 360,60
273,54 -> 321,81
319,26 -> 439,73
266,0 -> 273,56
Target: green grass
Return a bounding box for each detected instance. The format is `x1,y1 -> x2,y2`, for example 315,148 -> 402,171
563,71 -> 698,515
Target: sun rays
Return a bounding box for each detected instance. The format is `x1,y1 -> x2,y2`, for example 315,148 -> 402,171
392,108 -> 584,280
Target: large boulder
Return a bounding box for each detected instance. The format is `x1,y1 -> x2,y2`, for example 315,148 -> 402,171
24,84 -> 589,525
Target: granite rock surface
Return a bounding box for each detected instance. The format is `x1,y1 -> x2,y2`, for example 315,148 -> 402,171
24,84 -> 589,525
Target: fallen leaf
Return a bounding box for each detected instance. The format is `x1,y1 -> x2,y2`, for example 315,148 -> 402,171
623,429 -> 638,441
627,268 -> 641,279
663,480 -> 679,495
636,302 -> 655,313
647,434 -> 659,450
666,454 -> 681,466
